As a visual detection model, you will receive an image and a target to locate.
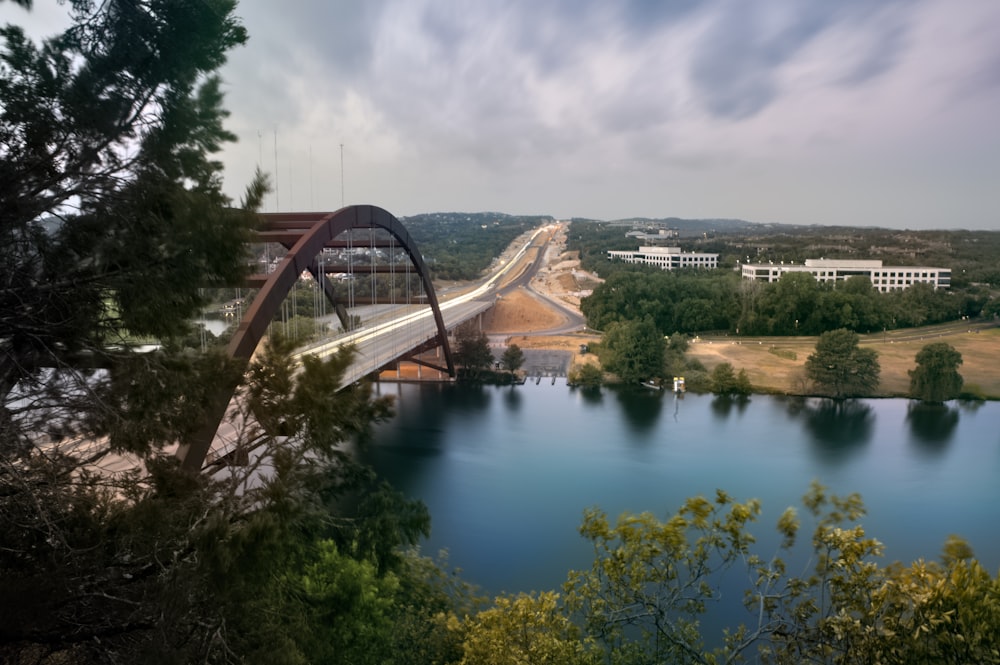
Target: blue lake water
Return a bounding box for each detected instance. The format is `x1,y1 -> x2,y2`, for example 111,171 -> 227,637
364,381 -> 1000,597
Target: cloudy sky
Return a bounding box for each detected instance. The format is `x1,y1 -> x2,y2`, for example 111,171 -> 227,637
8,1 -> 1000,229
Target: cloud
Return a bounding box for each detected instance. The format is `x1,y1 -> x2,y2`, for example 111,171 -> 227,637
167,0 -> 1000,226
688,1 -> 917,120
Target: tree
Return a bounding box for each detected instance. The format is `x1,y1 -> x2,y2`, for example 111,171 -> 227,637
453,321 -> 494,378
451,483 -> 1000,664
804,328 -> 880,398
909,342 -> 964,402
569,363 -> 603,387
0,327 -> 460,664
0,4 -> 445,662
599,317 -> 665,383
460,592 -> 597,665
709,362 -> 751,396
501,343 -> 525,374
1,0 -> 262,451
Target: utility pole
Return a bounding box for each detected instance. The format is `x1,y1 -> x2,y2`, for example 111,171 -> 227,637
340,143 -> 345,208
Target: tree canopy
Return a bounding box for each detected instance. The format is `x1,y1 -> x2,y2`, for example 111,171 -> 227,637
453,484 -> 1000,665
909,341 -> 964,402
500,343 -> 525,373
0,4 -> 454,662
453,321 -> 494,378
710,361 -> 752,396
598,316 -> 665,383
804,329 -> 881,398
1,0 -> 263,450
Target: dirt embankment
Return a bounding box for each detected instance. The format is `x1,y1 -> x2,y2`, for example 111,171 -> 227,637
480,289 -> 566,334
479,226 -> 602,372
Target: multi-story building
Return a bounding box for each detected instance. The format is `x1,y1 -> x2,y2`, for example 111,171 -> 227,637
740,258 -> 951,291
607,246 -> 719,270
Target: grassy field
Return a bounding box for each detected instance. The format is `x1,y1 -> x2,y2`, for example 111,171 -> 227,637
686,323 -> 1000,399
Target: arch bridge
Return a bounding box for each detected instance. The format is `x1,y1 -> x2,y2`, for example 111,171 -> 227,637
177,205 -> 493,471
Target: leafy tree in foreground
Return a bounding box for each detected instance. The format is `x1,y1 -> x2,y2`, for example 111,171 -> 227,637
804,328 -> 880,398
909,341 -> 964,402
1,0 -> 261,452
0,330 -> 458,664
1,4 -> 450,662
460,592 -> 597,665
457,483 -> 1000,665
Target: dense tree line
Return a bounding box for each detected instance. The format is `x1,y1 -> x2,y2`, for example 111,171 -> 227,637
404,212 -> 552,281
581,262 -> 988,338
582,268 -> 740,335
571,220 -> 998,338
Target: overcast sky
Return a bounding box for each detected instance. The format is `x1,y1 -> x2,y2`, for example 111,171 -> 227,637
7,1 -> 1000,229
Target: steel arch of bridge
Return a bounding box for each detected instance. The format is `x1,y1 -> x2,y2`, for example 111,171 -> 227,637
177,205 -> 454,471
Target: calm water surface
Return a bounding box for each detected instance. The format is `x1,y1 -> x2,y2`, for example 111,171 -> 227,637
364,381 -> 1000,596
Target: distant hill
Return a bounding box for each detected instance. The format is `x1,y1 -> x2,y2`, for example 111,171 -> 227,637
400,212 -> 553,280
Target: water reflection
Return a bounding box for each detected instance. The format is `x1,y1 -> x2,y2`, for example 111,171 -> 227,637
612,385 -> 663,436
368,386 -> 1000,601
445,383 -> 493,412
710,395 -> 750,419
906,401 -> 959,453
573,385 -> 604,406
785,397 -> 874,463
957,398 -> 986,414
503,385 -> 523,412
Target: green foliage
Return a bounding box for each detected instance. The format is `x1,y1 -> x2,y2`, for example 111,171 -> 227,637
461,591 -> 598,665
569,363 -> 604,387
582,269 -> 740,335
449,482 -> 1000,665
768,347 -> 798,360
565,490 -> 767,664
1,0 -> 262,451
805,329 -> 881,398
288,540 -> 402,664
405,212 -> 550,280
0,307 -> 429,663
571,221 -> 999,339
598,317 -> 666,383
711,362 -> 752,396
454,321 -> 495,379
909,342 -> 964,403
501,343 -> 525,373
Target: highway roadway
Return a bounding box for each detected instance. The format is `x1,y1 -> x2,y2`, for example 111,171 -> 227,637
291,224 -> 558,386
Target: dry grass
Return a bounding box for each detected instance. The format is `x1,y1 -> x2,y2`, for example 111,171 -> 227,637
687,327 -> 1000,398
481,289 -> 567,333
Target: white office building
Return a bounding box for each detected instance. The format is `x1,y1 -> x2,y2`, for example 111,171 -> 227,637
607,246 -> 719,270
740,259 -> 951,292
